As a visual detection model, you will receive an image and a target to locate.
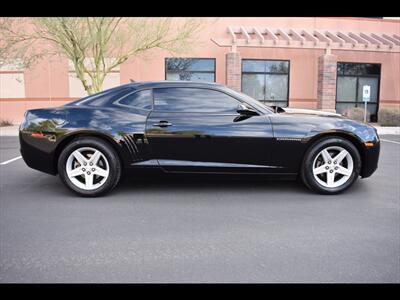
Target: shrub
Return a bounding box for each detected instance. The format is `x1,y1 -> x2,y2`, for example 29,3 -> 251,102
341,107 -> 365,122
378,108 -> 400,126
0,119 -> 14,127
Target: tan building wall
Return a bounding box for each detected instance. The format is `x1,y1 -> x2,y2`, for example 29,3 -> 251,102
1,17 -> 399,123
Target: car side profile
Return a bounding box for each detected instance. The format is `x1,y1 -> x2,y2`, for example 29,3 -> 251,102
19,81 -> 380,197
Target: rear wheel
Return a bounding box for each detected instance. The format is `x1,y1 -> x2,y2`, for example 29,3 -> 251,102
58,137 -> 121,197
301,137 -> 361,194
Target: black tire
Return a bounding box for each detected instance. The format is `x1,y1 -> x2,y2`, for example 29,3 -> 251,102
57,137 -> 121,197
300,136 -> 361,195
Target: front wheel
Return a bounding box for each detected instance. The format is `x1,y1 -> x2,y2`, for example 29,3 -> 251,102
300,137 -> 361,194
58,137 -> 121,197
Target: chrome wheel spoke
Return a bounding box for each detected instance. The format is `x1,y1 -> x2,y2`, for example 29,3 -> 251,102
336,166 -> 352,176
89,150 -> 101,165
67,167 -> 83,178
334,149 -> 349,164
85,173 -> 94,189
72,150 -> 87,165
93,167 -> 108,178
326,171 -> 335,186
321,149 -> 332,163
313,165 -> 327,175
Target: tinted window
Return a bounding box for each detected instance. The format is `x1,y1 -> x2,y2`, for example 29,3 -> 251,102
337,76 -> 357,102
118,89 -> 152,110
337,62 -> 381,76
166,72 -> 215,82
78,88 -> 131,107
166,58 -> 215,71
242,60 -> 265,72
165,58 -> 215,82
242,74 -> 265,100
265,74 -> 288,101
242,60 -> 289,73
154,88 -> 240,113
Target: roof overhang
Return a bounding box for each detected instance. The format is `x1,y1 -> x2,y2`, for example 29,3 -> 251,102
212,26 -> 400,53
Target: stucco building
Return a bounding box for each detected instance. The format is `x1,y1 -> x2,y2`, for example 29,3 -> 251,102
0,17 -> 399,123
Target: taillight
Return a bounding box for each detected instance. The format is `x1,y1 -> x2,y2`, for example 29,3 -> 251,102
31,132 -> 45,138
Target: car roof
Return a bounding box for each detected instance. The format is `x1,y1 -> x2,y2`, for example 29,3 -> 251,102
128,80 -> 224,90
67,81 -> 226,107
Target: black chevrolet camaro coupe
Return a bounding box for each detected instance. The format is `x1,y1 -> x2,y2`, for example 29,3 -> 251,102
19,81 -> 380,197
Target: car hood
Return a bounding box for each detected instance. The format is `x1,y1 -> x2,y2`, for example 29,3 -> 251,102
280,107 -> 343,117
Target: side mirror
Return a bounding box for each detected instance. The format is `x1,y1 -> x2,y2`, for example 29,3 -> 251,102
237,103 -> 259,116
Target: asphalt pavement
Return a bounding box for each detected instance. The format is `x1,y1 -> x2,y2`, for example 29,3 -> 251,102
0,135 -> 399,283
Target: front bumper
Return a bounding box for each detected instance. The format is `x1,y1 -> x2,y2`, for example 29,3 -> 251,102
360,140 -> 380,178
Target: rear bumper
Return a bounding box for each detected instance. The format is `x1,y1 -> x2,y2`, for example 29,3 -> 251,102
19,131 -> 57,175
360,141 -> 380,178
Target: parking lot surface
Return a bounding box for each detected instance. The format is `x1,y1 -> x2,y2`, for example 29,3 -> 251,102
0,135 -> 399,283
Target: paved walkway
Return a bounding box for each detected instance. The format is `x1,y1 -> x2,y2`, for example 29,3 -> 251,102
1,124 -> 399,136
0,126 -> 20,137
372,125 -> 400,135
1,135 -> 399,283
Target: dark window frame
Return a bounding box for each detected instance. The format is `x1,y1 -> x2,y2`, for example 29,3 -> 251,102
164,58 -> 216,82
241,59 -> 290,106
335,62 -> 381,122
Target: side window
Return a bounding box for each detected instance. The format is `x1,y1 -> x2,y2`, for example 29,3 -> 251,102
117,89 -> 153,110
153,88 -> 240,113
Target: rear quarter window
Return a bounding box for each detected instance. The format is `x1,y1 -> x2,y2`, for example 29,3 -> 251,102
78,88 -> 132,107
117,89 -> 153,110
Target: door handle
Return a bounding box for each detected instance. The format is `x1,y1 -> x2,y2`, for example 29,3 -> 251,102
153,120 -> 172,127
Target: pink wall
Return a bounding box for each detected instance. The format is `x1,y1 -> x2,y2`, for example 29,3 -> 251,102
24,56 -> 69,98
0,99 -> 71,123
1,17 -> 399,123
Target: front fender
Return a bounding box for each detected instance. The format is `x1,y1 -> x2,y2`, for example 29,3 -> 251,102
268,114 -> 379,173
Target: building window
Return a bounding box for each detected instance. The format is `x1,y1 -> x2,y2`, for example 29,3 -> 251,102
0,59 -> 25,98
68,58 -> 120,98
241,59 -> 289,107
165,58 -> 215,82
336,62 -> 381,122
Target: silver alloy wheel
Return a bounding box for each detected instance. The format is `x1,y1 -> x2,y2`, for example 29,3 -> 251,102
66,147 -> 110,191
312,146 -> 354,188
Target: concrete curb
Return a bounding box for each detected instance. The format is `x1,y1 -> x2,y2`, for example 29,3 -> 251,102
1,124 -> 399,137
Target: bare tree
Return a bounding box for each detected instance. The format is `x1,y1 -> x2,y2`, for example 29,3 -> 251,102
0,17 -> 45,68
0,17 -> 204,94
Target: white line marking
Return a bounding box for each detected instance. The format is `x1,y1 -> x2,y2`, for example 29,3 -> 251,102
380,139 -> 400,145
0,156 -> 22,165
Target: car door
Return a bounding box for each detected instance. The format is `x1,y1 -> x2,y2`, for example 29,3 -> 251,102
145,86 -> 275,173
